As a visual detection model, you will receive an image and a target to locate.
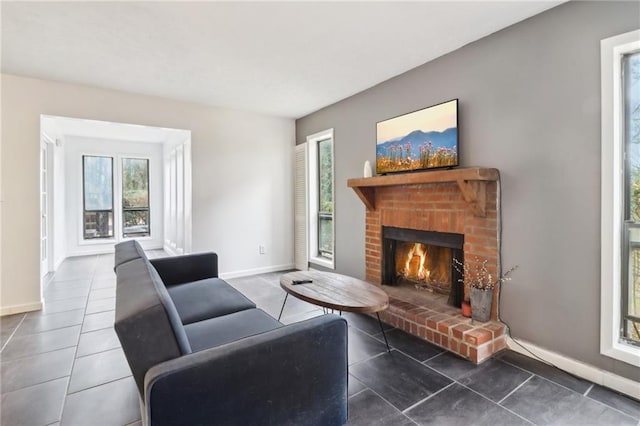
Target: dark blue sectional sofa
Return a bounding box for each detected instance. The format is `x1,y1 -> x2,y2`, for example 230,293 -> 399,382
113,240 -> 348,426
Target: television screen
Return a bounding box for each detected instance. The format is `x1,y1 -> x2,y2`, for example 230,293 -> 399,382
376,99 -> 458,174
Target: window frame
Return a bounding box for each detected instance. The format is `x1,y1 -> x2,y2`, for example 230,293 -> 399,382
600,29 -> 640,367
307,129 -> 335,269
82,155 -> 115,240
79,153 -> 153,245
121,157 -> 151,238
317,137 -> 334,260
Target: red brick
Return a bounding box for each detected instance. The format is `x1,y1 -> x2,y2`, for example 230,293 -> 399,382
426,329 -> 434,341
459,342 -> 469,358
433,333 -> 441,345
441,335 -> 449,348
452,324 -> 473,340
414,309 -> 432,325
406,308 -> 424,323
476,343 -> 493,363
418,326 -> 426,339
427,314 -> 448,330
437,318 -> 459,335
493,336 -> 507,353
469,347 -> 478,363
464,328 -> 492,346
485,322 -> 506,338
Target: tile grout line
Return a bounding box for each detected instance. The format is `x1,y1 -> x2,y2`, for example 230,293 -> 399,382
368,327 -> 447,365
583,383 -> 594,396
358,382 -> 415,420
348,388 -> 369,400
58,256 -> 98,426
581,386 -> 640,421
497,373 -> 534,405
498,356 -> 593,396
66,374 -> 134,396
0,313 -> 27,353
457,381 -> 536,425
348,348 -> 389,368
401,381 -> 456,414
0,344 -> 79,364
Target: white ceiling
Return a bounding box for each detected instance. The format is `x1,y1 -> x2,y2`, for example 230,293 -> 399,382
2,1 -> 563,119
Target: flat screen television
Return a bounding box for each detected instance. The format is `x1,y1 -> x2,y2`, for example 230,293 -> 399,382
376,99 -> 458,174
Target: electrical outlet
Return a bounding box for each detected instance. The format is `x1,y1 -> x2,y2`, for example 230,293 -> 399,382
259,245 -> 265,255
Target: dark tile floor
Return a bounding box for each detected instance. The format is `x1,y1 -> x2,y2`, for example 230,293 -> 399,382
1,253 -> 639,426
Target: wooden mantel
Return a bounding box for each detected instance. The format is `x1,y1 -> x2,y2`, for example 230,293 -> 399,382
347,167 -> 499,216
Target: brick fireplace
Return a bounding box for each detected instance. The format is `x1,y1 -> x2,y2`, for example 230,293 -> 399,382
348,167 -> 506,363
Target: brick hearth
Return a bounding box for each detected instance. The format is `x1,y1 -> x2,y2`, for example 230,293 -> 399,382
379,297 -> 507,363
349,168 -> 505,363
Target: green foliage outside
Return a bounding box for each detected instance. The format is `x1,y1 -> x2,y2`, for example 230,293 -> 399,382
318,139 -> 333,256
122,159 -> 149,208
318,139 -> 333,213
626,52 -> 640,343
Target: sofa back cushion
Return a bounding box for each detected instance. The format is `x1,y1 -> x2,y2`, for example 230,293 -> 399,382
114,258 -> 192,395
114,240 -> 146,270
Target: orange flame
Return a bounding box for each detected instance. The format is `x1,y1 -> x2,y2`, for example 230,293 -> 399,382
405,243 -> 428,281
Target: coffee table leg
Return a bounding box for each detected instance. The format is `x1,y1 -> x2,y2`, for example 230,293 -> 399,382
277,293 -> 289,321
376,313 -> 391,352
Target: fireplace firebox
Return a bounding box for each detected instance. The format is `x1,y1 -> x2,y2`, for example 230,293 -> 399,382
382,226 -> 464,307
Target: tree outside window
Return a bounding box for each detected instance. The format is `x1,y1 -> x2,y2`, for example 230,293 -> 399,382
318,138 -> 333,259
83,156 -> 114,239
623,50 -> 640,345
122,158 -> 150,238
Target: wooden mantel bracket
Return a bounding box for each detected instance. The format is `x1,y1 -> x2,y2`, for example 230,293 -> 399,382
352,186 -> 376,211
347,167 -> 498,217
456,179 -> 487,217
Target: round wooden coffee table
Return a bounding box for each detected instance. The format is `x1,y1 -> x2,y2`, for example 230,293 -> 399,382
278,270 -> 390,351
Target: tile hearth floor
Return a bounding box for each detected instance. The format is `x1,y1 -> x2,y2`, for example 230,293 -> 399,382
1,253 -> 639,426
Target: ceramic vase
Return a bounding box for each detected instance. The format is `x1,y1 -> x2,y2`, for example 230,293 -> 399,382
364,160 -> 372,178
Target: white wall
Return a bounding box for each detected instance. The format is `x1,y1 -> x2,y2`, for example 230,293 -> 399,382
63,136 -> 164,256
52,140 -> 66,269
0,73 -> 295,315
163,135 -> 192,255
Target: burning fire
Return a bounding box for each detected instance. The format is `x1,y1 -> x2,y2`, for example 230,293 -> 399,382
404,243 -> 429,280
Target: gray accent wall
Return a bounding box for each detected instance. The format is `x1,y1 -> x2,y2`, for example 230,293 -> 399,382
296,1 -> 640,381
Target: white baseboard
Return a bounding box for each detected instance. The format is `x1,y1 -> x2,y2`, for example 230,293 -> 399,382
68,244 -> 163,258
53,256 -> 65,271
1,301 -> 43,316
506,336 -> 640,400
163,244 -> 180,257
220,263 -> 295,280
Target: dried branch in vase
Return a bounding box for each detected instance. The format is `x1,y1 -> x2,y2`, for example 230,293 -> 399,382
453,257 -> 518,291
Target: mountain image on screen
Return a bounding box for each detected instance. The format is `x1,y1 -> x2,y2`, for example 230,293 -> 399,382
376,127 -> 457,173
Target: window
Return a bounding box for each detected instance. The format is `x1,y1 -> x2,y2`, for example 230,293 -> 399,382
83,155 -> 114,239
82,155 -> 153,241
307,129 -> 335,269
622,51 -> 640,345
601,29 -> 640,366
122,158 -> 150,238
318,138 -> 334,259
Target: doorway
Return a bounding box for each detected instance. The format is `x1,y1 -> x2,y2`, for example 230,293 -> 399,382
40,115 -> 192,276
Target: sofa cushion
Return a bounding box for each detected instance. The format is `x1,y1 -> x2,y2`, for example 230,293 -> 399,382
167,278 -> 256,325
114,240 -> 146,271
114,258 -> 191,394
184,309 -> 283,352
